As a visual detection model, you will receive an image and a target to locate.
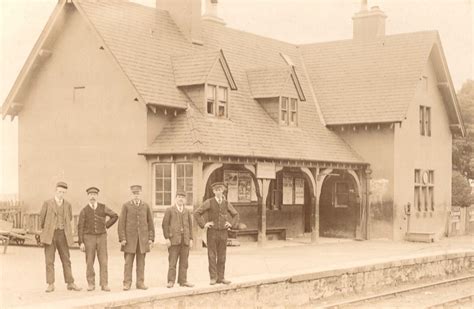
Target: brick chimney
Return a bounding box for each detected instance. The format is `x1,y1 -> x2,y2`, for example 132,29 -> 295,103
156,0 -> 203,44
352,0 -> 387,41
202,0 -> 225,25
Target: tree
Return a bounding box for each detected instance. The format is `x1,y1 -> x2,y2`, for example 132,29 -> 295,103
453,80 -> 474,179
452,171 -> 474,207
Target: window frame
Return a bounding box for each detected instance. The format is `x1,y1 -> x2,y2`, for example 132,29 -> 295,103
206,84 -> 228,118
419,105 -> 431,137
414,169 -> 434,212
152,162 -> 194,210
279,96 -> 298,126
334,181 -> 350,208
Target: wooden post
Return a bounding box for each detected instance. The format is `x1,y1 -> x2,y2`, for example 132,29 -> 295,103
192,160 -> 204,249
311,168 -> 320,243
258,179 -> 270,247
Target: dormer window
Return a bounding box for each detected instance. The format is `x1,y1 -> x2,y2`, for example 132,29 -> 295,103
207,84 -> 228,118
280,96 -> 298,126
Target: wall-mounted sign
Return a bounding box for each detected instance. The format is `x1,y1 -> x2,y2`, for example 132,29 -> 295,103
256,162 -> 276,179
294,178 -> 305,204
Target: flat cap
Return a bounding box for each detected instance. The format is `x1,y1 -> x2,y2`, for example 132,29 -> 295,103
130,185 -> 142,192
86,186 -> 100,194
56,181 -> 68,189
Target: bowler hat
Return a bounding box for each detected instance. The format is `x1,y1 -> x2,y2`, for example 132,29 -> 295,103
86,186 -> 100,194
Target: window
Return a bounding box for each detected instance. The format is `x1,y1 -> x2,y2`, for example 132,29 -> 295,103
176,163 -> 193,203
419,106 -> 431,137
207,84 -> 228,117
414,169 -> 434,211
282,174 -> 305,205
280,96 -> 298,126
154,163 -> 193,208
334,182 -> 349,208
73,86 -> 85,104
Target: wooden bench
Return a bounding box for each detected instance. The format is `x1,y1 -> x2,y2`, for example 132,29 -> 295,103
228,227 -> 287,241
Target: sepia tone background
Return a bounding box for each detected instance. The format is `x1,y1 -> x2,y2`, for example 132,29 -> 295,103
0,0 -> 472,196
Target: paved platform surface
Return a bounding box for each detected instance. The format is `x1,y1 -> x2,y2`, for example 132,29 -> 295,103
0,235 -> 472,308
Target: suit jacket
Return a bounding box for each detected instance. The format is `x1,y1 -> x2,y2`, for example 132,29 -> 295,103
162,205 -> 193,246
39,198 -> 74,246
118,200 -> 155,254
194,197 -> 239,230
77,203 -> 118,245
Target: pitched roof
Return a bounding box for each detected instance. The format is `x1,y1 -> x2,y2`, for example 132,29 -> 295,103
76,0 -> 190,109
172,48 -> 237,89
141,19 -> 365,164
299,31 -> 438,125
246,67 -> 291,99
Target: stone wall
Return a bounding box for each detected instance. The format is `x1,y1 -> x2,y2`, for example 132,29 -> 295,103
84,251 -> 473,308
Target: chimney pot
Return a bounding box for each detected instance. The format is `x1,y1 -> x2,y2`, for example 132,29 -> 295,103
352,1 -> 387,41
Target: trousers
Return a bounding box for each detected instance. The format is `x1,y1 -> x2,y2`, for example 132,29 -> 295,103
44,229 -> 74,284
123,242 -> 146,286
167,236 -> 190,284
83,233 -> 108,286
206,229 -> 227,281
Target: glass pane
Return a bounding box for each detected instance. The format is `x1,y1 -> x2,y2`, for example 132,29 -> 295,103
291,98 -> 297,111
423,187 -> 428,211
218,105 -> 226,117
164,179 -> 171,191
156,179 -> 163,191
185,164 -> 193,177
218,87 -> 227,101
281,110 -> 287,123
177,178 -> 184,191
281,97 -> 288,109
414,187 -> 419,211
429,171 -> 434,184
291,112 -> 297,123
419,106 -> 425,135
156,193 -> 163,206
164,192 -> 171,206
207,100 -> 214,114
430,187 -> 434,210
186,193 -> 193,204
207,85 -> 215,100
176,164 -> 184,177
426,107 -> 431,136
164,164 -> 171,177
185,180 -> 193,192
155,165 -> 163,177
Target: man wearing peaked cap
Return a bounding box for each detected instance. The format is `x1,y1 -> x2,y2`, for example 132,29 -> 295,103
118,184 -> 155,290
194,181 -> 239,285
78,186 -> 118,292
39,182 -> 81,293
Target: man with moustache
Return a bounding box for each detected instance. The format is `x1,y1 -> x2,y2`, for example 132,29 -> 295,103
39,181 -> 81,293
118,185 -> 155,291
78,187 -> 118,291
162,191 -> 194,288
194,182 -> 239,285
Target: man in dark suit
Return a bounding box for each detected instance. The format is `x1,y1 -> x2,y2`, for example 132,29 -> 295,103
162,191 -> 194,288
194,182 -> 239,285
39,182 -> 81,293
78,186 -> 118,292
118,185 -> 155,291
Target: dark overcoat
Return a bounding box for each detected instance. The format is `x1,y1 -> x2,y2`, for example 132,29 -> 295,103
162,205 -> 193,246
39,198 -> 75,246
118,200 -> 155,254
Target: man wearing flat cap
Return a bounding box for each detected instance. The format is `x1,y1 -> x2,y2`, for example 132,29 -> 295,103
78,187 -> 118,292
194,182 -> 239,285
118,185 -> 155,290
39,182 -> 81,293
162,191 -> 194,288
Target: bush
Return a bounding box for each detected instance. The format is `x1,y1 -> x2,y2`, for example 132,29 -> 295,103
452,171 -> 474,207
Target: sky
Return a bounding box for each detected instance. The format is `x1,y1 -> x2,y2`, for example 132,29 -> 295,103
0,0 -> 473,195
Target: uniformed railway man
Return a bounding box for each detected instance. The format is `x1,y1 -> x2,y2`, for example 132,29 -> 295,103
78,186 -> 118,291
194,182 -> 239,285
118,185 -> 155,291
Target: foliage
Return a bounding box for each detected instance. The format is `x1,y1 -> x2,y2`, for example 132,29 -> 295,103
453,79 -> 474,179
452,171 -> 474,207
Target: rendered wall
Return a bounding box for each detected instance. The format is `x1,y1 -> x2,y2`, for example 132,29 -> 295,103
393,56 -> 453,240
17,7 -> 148,227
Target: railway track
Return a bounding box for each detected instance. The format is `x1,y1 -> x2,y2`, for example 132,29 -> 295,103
318,274 -> 474,308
